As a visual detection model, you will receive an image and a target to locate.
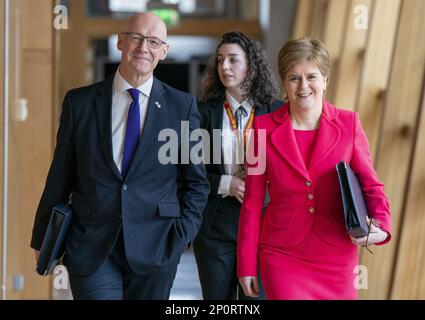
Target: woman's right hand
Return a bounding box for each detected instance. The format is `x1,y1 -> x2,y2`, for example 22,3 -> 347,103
239,276 -> 260,297
350,217 -> 388,246
229,176 -> 245,203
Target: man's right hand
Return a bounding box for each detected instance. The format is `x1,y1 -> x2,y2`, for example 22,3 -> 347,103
34,250 -> 40,263
229,176 -> 245,203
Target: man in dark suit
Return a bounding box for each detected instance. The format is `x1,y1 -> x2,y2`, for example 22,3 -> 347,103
30,12 -> 209,300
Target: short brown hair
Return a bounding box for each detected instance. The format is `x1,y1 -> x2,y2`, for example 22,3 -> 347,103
277,38 -> 330,83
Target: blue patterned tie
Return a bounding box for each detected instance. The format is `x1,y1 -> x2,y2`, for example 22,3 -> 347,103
122,88 -> 141,177
235,106 -> 248,135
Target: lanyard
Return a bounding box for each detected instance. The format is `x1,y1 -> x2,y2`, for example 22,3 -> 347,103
223,100 -> 255,157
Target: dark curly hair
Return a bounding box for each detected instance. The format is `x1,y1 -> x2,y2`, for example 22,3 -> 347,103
201,31 -> 279,106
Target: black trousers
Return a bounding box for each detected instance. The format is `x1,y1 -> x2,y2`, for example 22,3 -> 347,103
193,232 -> 265,300
69,229 -> 178,300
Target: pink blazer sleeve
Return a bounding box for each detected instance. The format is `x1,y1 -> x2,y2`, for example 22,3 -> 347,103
237,118 -> 268,277
351,112 -> 391,244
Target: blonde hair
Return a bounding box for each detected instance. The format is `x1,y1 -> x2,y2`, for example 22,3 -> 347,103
277,38 -> 330,83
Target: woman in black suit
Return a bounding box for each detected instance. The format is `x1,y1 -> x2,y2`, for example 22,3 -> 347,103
193,31 -> 282,300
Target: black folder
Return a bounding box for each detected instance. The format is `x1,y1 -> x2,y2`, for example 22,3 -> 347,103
36,203 -> 73,276
336,161 -> 369,238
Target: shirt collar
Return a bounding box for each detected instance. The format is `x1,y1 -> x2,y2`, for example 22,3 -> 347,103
113,68 -> 153,98
225,91 -> 253,114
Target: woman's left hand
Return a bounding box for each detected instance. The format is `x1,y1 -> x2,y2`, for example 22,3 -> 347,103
350,217 -> 388,246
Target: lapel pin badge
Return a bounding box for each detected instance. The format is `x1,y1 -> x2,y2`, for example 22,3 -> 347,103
155,101 -> 161,109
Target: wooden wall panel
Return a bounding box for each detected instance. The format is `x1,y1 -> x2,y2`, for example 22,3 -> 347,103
332,0 -> 372,110
356,0 -> 401,155
292,0 -> 329,41
322,0 -> 350,102
0,0 -> 4,286
6,0 -> 18,300
292,0 -> 350,103
322,0 -> 351,56
378,0 -> 425,299
243,0 -> 259,20
291,0 -> 425,299
21,0 -> 52,50
293,0 -> 312,38
11,50 -> 54,299
59,0 -> 87,107
6,0 -> 54,299
391,84 -> 425,299
360,0 -> 425,299
308,0 -> 328,40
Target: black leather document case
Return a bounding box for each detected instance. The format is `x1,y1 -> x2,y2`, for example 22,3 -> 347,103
336,161 -> 369,238
36,203 -> 73,276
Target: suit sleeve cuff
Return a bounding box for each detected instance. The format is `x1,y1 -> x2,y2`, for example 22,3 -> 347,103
218,175 -> 232,198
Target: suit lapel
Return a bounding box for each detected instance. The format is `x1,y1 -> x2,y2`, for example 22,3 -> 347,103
210,99 -> 225,174
269,102 -> 341,177
308,102 -> 340,169
124,77 -> 166,180
270,105 -> 310,179
95,76 -> 122,180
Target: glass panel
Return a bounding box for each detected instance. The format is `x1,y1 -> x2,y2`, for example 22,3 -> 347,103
109,0 -> 148,13
85,0 -> 258,20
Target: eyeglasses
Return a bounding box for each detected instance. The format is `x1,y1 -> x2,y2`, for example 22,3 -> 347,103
363,218 -> 375,254
122,32 -> 167,49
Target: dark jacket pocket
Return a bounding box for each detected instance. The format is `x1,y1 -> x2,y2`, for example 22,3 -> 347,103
71,193 -> 90,217
158,202 -> 181,217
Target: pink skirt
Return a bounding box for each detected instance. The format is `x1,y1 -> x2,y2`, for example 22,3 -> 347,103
259,228 -> 359,300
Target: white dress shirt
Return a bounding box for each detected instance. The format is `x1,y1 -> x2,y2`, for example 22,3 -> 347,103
111,69 -> 153,172
218,91 -> 253,197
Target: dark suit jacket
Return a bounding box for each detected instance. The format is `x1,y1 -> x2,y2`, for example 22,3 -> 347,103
197,98 -> 282,241
30,75 -> 209,276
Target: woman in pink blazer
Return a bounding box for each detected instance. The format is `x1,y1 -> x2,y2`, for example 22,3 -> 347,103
237,38 -> 391,300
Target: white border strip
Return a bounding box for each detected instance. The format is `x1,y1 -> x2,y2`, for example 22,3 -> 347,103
2,0 -> 10,301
